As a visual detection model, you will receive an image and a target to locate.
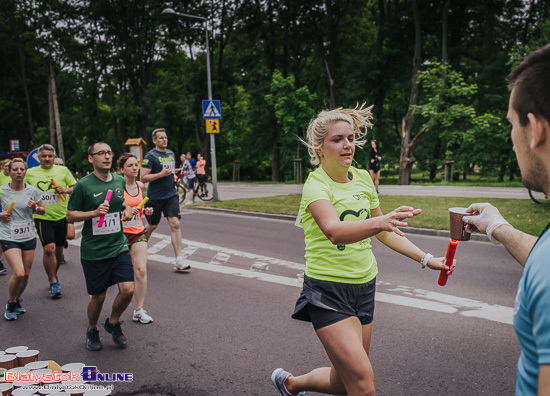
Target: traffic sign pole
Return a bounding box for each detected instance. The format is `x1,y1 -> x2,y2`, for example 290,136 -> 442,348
204,21 -> 219,201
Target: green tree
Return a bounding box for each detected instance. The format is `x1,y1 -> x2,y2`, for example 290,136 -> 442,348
265,70 -> 317,181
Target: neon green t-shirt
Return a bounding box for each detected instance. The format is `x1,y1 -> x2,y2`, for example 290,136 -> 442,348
0,173 -> 11,186
24,165 -> 76,221
300,166 -> 380,284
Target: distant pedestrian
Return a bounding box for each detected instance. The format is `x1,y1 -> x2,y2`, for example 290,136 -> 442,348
118,153 -> 154,324
187,152 -> 196,171
462,45 -> 550,396
270,105 -> 453,396
67,142 -> 134,350
140,128 -> 190,271
368,139 -> 382,193
182,153 -> 195,205
195,153 -> 206,183
1,158 -> 44,320
25,144 -> 76,298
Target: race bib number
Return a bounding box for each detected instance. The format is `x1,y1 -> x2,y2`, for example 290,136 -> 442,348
92,212 -> 121,235
163,161 -> 175,174
11,221 -> 34,240
40,191 -> 59,206
123,213 -> 142,228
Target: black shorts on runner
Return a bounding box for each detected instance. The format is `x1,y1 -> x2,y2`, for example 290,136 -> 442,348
81,251 -> 134,295
0,238 -> 37,252
292,275 -> 376,330
34,218 -> 68,247
146,195 -> 181,226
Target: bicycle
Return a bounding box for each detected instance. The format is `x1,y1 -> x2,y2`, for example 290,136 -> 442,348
177,176 -> 213,203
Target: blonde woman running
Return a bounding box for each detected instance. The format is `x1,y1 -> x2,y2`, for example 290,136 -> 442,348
118,153 -> 154,324
1,158 -> 44,320
270,104 -> 455,396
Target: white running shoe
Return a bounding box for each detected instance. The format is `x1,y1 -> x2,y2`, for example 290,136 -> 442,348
271,368 -> 307,396
133,309 -> 153,324
174,257 -> 191,271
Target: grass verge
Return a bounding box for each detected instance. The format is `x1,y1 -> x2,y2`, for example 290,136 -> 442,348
196,194 -> 550,236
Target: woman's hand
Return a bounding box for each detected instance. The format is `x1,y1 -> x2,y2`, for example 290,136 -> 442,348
27,199 -> 38,211
377,206 -> 421,236
427,256 -> 456,274
0,212 -> 11,222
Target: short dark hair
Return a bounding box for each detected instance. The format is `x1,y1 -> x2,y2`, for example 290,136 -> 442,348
87,142 -> 109,156
508,44 -> 550,127
117,152 -> 137,170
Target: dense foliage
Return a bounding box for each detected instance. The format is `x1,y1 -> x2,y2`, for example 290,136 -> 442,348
0,0 -> 548,181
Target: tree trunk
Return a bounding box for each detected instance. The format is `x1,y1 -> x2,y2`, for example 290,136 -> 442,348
47,63 -> 55,146
398,0 -> 422,185
442,0 -> 450,62
48,55 -> 64,162
14,15 -> 36,147
271,109 -> 281,181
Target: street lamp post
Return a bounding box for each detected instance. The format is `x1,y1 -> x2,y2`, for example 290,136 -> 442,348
161,8 -> 219,201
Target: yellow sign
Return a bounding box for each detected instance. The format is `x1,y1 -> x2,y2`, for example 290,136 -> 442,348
206,119 -> 219,134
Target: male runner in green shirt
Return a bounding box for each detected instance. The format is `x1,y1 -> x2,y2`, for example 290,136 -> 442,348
67,142 -> 134,351
25,144 -> 76,298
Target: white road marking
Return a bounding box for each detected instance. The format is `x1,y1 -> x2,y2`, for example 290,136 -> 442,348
68,230 -> 513,325
149,233 -> 306,271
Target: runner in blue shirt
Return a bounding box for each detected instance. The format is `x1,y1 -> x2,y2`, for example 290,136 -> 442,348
140,128 -> 190,271
463,45 -> 550,396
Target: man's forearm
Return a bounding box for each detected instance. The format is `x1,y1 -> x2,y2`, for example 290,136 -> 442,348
140,172 -> 162,183
492,224 -> 538,266
66,210 -> 97,223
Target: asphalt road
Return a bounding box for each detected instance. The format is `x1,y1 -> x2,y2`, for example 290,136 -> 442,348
1,209 -> 522,395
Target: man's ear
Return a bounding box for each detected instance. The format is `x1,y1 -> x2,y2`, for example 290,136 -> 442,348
87,155 -> 93,164
527,113 -> 548,149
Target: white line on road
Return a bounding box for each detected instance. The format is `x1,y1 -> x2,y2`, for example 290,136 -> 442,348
69,231 -> 513,325
149,233 -> 306,271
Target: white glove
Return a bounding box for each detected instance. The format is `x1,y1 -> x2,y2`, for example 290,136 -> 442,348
462,203 -> 511,244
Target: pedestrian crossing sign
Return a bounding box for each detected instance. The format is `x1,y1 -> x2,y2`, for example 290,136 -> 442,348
206,119 -> 220,134
202,100 -> 221,119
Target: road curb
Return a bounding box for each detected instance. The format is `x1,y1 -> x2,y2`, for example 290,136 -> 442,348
188,206 -> 492,243
189,206 -> 297,222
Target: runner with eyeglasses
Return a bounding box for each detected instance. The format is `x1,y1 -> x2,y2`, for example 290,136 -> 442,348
67,142 -> 135,351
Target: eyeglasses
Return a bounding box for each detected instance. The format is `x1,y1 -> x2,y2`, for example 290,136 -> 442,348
91,151 -> 113,157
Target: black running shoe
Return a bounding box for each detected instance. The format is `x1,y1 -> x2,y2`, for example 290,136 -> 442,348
86,328 -> 102,351
15,299 -> 26,314
103,318 -> 127,348
0,261 -> 6,274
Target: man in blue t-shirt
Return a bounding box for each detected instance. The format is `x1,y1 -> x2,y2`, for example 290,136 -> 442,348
140,128 -> 190,271
463,45 -> 550,395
